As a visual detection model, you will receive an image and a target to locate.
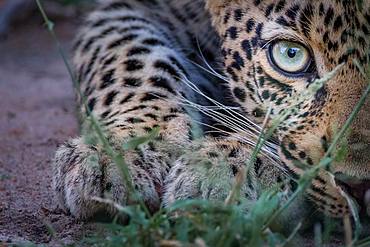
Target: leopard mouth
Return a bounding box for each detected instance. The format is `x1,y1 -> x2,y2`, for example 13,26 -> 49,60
334,174 -> 370,217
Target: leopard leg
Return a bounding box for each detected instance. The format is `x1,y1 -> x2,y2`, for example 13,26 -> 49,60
163,138 -> 286,206
53,138 -> 126,219
52,2 -> 217,219
163,137 -> 315,231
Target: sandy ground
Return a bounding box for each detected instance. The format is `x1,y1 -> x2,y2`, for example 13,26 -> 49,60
0,14 -> 95,245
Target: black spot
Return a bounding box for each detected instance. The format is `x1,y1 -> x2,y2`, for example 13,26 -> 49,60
224,12 -> 231,24
142,38 -> 166,46
254,0 -> 261,6
149,76 -> 176,94
307,157 -> 314,165
246,18 -> 256,33
276,16 -> 290,27
105,119 -> 117,126
259,76 -> 265,87
288,142 -> 297,150
100,69 -> 116,89
299,4 -> 313,37
281,144 -> 295,160
227,26 -> 238,39
207,152 -> 219,158
102,55 -> 117,69
319,3 -> 325,16
118,16 -> 151,24
107,34 -> 138,49
265,4 -> 274,17
275,0 -> 286,13
253,108 -> 264,117
100,110 -> 111,119
261,90 -> 270,100
314,86 -> 327,104
234,9 -> 243,21
153,60 -> 180,78
122,105 -> 147,114
255,23 -> 263,38
87,98 -> 96,111
163,114 -> 178,121
144,113 -> 158,120
127,46 -> 151,56
327,40 -> 338,51
123,77 -> 143,87
141,93 -> 167,102
232,51 -> 245,70
127,117 -> 144,124
233,87 -> 247,102
254,157 -> 263,176
120,25 -> 149,33
82,36 -> 99,53
285,4 -> 299,20
241,40 -> 252,60
228,148 -> 238,158
226,66 -> 239,82
169,56 -> 188,77
321,136 -> 329,152
323,32 -> 329,43
124,59 -> 144,71
333,16 -> 343,32
82,46 -> 101,81
104,90 -> 118,106
120,92 -> 135,104
256,66 -> 263,74
298,151 -> 306,159
102,2 -> 132,11
362,24 -> 369,35
90,19 -> 108,28
324,7 -> 334,26
231,165 -> 238,176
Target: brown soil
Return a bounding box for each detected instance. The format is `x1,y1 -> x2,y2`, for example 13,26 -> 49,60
0,15 -> 95,246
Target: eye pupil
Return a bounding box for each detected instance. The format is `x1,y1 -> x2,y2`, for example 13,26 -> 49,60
287,48 -> 297,58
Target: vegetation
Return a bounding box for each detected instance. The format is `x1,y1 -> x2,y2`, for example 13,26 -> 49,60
35,0 -> 370,246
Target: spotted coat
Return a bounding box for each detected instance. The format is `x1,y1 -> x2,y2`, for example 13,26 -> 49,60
53,0 -> 370,219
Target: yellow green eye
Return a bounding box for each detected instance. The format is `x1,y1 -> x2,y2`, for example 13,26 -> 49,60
270,41 -> 311,73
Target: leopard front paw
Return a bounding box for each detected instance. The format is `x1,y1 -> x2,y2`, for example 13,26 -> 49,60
52,138 -> 126,219
163,154 -> 252,207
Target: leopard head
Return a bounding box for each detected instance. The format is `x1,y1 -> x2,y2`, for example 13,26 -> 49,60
206,0 -> 370,217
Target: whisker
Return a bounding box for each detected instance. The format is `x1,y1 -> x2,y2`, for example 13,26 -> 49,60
180,76 -> 263,132
176,95 -> 261,138
195,37 -> 229,81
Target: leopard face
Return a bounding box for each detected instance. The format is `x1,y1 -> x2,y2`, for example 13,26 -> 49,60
206,0 -> 370,217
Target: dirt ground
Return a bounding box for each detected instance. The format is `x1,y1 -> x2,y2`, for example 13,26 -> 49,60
0,14 -> 96,246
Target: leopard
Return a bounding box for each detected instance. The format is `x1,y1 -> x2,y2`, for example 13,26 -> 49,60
53,0 -> 370,222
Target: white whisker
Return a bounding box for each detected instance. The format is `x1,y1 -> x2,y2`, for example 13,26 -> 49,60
180,76 -> 263,132
176,95 -> 260,138
194,37 -> 229,82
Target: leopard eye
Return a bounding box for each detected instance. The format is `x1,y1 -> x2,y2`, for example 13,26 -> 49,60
269,41 -> 311,74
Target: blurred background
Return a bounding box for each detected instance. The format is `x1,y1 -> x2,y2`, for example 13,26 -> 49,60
0,0 -> 99,245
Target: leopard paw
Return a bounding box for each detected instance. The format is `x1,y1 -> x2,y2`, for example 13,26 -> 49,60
52,137 -> 126,219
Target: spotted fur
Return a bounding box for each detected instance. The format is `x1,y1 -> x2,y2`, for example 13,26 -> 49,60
53,0 -> 370,219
